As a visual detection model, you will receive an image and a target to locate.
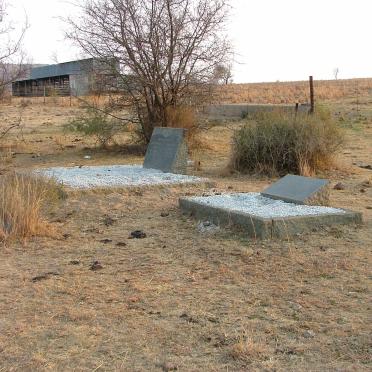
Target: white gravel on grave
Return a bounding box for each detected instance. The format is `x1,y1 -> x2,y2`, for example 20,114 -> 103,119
189,193 -> 345,218
37,165 -> 203,189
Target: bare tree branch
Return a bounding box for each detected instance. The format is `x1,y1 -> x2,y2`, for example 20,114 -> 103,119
0,0 -> 29,97
66,0 -> 232,142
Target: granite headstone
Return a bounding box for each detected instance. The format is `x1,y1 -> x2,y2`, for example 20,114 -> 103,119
143,127 -> 188,174
261,174 -> 330,205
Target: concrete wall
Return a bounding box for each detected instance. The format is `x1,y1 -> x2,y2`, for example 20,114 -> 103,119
203,103 -> 311,120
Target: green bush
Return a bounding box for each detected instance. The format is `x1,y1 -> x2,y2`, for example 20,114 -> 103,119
65,109 -> 124,147
231,108 -> 344,176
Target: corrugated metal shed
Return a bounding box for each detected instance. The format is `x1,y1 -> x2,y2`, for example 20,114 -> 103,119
16,58 -> 94,81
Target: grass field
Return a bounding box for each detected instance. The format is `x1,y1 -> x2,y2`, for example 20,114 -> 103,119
215,77 -> 372,105
0,81 -> 371,371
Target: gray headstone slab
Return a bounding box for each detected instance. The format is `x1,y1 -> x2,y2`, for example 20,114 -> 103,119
261,174 -> 330,205
143,127 -> 188,174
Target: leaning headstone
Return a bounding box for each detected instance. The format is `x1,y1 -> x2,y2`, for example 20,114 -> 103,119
143,127 -> 188,174
261,174 -> 330,206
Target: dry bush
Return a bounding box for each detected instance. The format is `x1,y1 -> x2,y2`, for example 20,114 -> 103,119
166,106 -> 202,150
0,172 -> 64,242
231,108 -> 344,176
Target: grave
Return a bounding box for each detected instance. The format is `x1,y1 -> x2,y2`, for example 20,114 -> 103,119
143,127 -> 188,174
261,174 -> 330,205
36,127 -> 201,189
37,165 -> 203,189
179,175 -> 362,239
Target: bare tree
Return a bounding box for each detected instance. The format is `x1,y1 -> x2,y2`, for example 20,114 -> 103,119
213,63 -> 233,85
0,0 -> 28,98
67,0 -> 231,142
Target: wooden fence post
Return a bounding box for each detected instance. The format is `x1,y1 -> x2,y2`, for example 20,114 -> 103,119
309,76 -> 315,114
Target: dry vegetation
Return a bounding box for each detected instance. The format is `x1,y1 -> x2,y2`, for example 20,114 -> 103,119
215,78 -> 372,104
0,80 -> 371,370
0,173 -> 66,243
231,108 -> 344,176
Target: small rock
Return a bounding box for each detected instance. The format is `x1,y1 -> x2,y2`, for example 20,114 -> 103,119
84,155 -> 91,159
69,260 -> 80,265
360,188 -> 367,193
197,221 -> 219,234
333,182 -> 345,190
129,230 -> 147,239
116,242 -> 127,247
366,206 -> 372,210
90,261 -> 103,271
227,185 -> 233,190
303,330 -> 315,339
160,212 -> 169,217
63,233 -> 71,239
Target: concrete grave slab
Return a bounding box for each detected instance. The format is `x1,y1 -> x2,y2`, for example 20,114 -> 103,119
37,165 -> 204,189
261,174 -> 330,205
179,193 -> 362,239
143,127 -> 188,174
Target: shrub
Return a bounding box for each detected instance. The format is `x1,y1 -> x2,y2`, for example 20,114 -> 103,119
0,172 -> 64,242
65,108 -> 124,147
231,108 -> 344,176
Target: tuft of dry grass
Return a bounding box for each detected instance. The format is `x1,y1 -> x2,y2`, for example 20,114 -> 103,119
0,172 -> 64,242
229,335 -> 271,364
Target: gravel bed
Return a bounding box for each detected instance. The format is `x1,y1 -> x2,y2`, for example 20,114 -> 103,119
189,193 -> 345,218
37,165 -> 203,189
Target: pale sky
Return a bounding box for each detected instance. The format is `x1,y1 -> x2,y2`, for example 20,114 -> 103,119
8,0 -> 372,83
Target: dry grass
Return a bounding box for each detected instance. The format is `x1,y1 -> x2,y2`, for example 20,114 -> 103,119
215,78 -> 372,104
0,96 -> 370,370
229,335 -> 271,365
230,108 -> 344,176
0,172 -> 63,242
166,105 -> 202,150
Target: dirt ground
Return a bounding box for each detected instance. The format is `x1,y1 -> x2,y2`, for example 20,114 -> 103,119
0,97 -> 371,371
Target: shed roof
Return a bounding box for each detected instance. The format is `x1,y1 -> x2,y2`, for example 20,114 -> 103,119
15,58 -> 94,81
